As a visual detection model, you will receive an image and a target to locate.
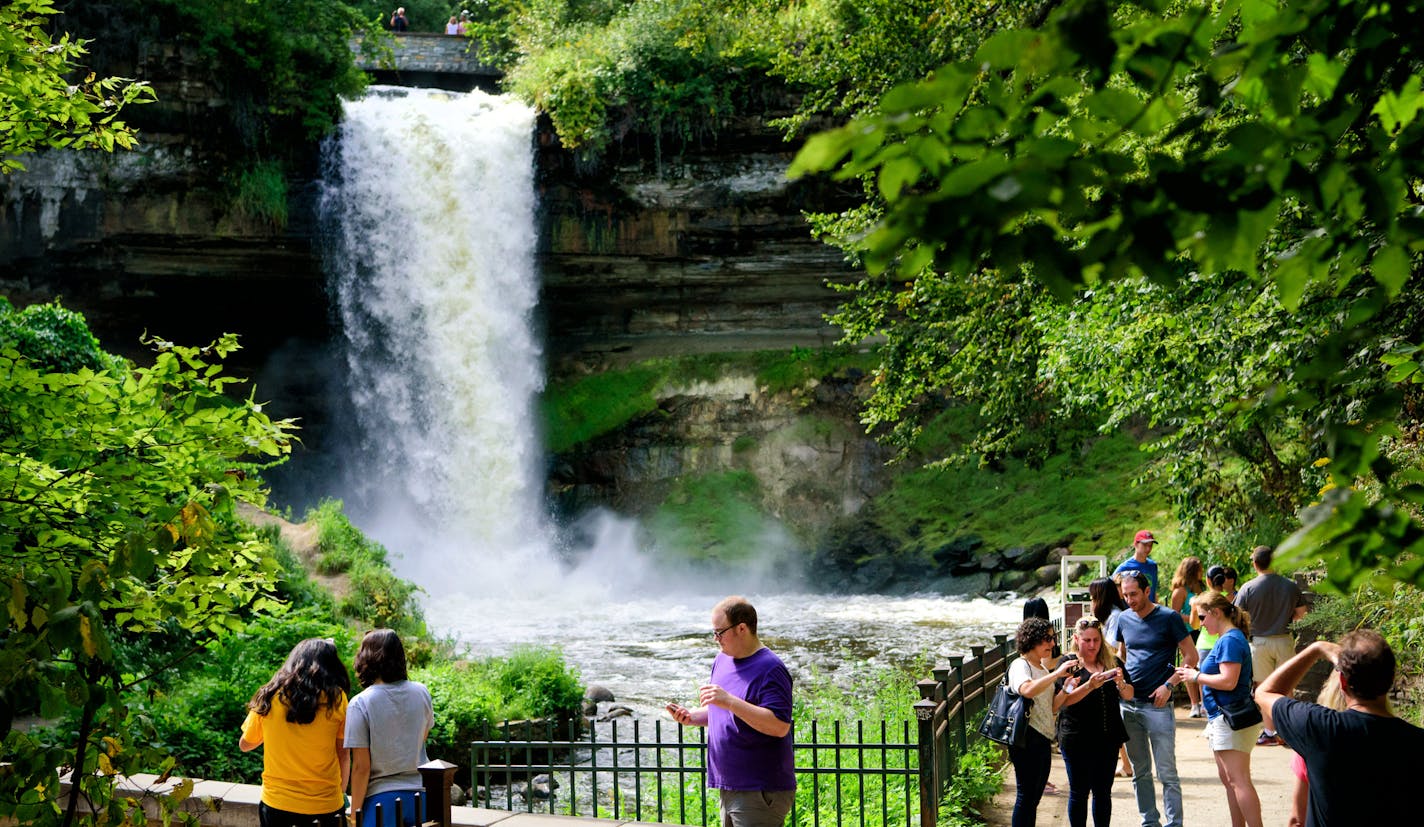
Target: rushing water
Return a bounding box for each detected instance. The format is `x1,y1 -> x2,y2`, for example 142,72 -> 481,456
318,88 -> 1022,705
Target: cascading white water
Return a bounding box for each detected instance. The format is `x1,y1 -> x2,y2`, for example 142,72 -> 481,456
315,86 -> 1026,700
322,86 -> 558,592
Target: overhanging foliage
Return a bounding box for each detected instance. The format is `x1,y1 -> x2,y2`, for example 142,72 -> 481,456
790,0 -> 1424,592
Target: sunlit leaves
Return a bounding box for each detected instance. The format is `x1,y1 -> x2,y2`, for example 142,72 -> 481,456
0,327 -> 296,826
0,0 -> 153,173
792,0 -> 1424,588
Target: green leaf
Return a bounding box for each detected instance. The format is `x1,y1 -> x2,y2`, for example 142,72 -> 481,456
1384,360 -> 1419,383
1373,75 -> 1424,134
938,156 -> 1012,197
974,30 -> 1038,69
878,156 -> 922,201
1082,88 -> 1141,126
788,127 -> 858,178
1371,244 -> 1410,295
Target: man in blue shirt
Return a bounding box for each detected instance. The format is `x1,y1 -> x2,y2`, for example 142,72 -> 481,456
1117,571 -> 1196,827
1114,529 -> 1161,603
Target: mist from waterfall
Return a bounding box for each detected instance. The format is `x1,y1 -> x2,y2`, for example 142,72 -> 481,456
321,86 -> 560,594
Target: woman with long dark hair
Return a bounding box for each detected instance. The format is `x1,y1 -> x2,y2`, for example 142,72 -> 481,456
239,638 -> 352,827
346,629 -> 434,827
1007,617 -> 1078,827
1090,576 -> 1132,778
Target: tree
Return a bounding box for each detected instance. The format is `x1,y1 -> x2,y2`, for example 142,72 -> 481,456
0,312 -> 296,826
791,0 -> 1424,591
0,0 -> 153,173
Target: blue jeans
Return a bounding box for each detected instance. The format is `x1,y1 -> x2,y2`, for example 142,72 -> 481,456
1008,727 -> 1053,827
1120,699 -> 1181,827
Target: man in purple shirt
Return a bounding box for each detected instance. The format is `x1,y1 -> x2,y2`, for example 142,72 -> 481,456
667,596 -> 796,827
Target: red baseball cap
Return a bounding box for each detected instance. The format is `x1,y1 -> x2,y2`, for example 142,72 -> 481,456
1134,530 -> 1156,543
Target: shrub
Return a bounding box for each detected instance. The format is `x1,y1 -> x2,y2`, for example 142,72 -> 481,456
938,729 -> 1006,827
306,499 -> 391,574
139,611 -> 358,783
415,647 -> 584,761
0,299 -> 124,374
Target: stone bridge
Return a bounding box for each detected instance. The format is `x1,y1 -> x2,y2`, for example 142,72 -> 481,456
351,32 -> 501,92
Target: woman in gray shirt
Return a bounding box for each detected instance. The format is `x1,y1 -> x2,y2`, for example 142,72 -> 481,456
346,630 -> 434,827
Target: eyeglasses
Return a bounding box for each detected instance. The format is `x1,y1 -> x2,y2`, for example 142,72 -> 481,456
713,624 -> 736,640
1196,613 -> 1209,620
1075,618 -> 1102,629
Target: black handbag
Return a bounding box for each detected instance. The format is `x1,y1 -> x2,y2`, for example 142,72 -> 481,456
1221,696 -> 1263,730
977,673 -> 1032,747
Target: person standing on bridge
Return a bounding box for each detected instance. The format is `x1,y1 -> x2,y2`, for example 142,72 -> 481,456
667,596 -> 796,827
390,7 -> 408,31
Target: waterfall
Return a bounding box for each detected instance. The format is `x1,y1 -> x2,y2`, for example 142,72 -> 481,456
321,87 -> 558,592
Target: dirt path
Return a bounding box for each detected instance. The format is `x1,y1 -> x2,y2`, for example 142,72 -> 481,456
236,502 -> 350,600
982,708 -> 1297,826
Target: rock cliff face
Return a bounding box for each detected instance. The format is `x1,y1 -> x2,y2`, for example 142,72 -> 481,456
535,114 -> 860,373
551,368 -> 893,542
0,48 -> 881,563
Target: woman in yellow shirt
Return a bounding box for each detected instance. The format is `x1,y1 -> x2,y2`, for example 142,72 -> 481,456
239,638 -> 351,827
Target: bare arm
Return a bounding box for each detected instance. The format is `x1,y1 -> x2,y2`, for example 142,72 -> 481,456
1056,669 -> 1129,710
1183,661 -> 1241,691
349,747 -> 371,816
698,685 -> 790,738
337,735 -> 349,794
238,735 -> 261,752
1256,641 -> 1339,731
1016,660 -> 1076,699
1178,635 -> 1199,668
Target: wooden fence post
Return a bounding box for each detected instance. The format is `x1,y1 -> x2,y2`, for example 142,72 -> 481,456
913,698 -> 938,827
418,759 -> 459,827
947,654 -> 967,757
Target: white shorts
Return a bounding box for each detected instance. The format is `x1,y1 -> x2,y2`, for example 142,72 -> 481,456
1204,713 -> 1262,752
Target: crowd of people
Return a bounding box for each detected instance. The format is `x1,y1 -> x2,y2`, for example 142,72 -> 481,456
1005,533 -> 1423,827
233,560 -> 1417,827
387,8 -> 473,34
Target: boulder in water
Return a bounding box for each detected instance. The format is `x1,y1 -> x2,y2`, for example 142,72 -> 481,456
585,685 -> 616,703
596,704 -> 634,722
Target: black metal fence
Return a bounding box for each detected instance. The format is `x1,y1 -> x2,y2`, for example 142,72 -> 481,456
469,634 -> 1018,827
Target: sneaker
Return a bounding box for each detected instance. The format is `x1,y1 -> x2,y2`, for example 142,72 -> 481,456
1256,732 -> 1283,746
1188,705 -> 1205,718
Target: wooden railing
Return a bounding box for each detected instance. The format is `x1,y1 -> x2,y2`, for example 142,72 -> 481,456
912,634 -> 1017,827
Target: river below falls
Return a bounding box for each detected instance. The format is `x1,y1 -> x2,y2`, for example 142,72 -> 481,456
424,591 -> 1026,715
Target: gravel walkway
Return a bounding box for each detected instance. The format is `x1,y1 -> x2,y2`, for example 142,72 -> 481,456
982,707 -> 1298,826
